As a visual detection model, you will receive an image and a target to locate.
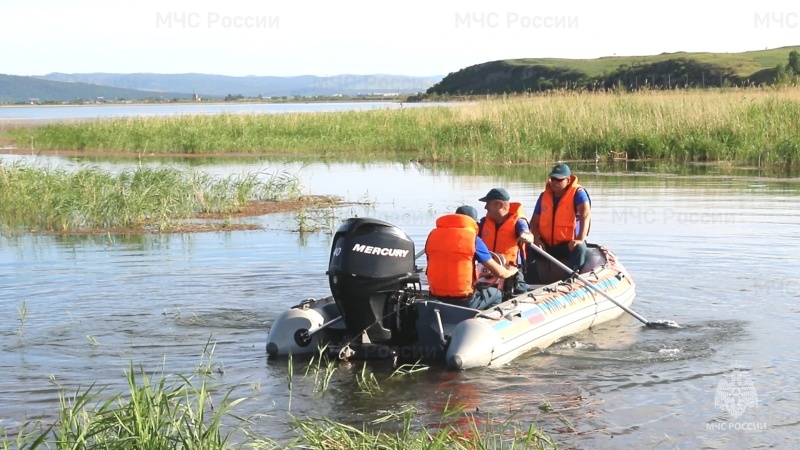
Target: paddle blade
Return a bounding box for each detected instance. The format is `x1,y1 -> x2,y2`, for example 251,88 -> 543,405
646,320 -> 681,329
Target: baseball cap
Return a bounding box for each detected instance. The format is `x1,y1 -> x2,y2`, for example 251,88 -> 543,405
549,163 -> 571,179
478,187 -> 510,202
455,205 -> 478,222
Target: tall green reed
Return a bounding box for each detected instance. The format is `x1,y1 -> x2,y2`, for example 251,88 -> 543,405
0,162 -> 301,233
8,87 -> 800,167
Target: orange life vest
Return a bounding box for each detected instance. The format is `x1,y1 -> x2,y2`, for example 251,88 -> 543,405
479,202 -> 526,265
538,175 -> 585,247
425,214 -> 478,297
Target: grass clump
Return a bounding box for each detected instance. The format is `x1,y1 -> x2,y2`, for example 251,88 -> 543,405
0,162 -> 301,233
2,364 -> 254,450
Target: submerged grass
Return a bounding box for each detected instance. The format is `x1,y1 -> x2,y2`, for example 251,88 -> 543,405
286,404 -> 557,450
7,87 -> 800,167
1,356 -> 559,450
0,162 -> 301,233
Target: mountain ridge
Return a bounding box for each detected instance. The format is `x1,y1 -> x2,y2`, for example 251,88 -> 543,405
40,72 -> 442,99
0,74 -> 192,104
0,72 -> 443,104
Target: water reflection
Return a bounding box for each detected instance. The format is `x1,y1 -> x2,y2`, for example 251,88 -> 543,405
442,160 -> 800,180
8,147 -> 800,178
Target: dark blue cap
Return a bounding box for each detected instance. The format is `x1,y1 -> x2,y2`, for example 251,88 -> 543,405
549,163 -> 571,179
455,205 -> 478,222
478,187 -> 510,202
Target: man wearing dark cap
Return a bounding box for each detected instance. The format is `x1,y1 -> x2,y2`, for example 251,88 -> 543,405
527,163 -> 592,282
477,187 -> 534,269
425,205 -> 518,309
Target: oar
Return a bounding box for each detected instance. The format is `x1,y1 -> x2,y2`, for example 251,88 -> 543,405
528,244 -> 679,329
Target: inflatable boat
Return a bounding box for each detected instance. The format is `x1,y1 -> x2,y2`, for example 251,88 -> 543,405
266,217 -> 636,369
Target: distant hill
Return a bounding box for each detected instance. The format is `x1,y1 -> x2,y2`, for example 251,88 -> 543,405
428,46 -> 800,95
0,74 -> 191,104
0,72 -> 442,104
40,73 -> 443,98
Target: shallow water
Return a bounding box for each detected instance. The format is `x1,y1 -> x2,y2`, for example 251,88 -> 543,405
1,156 -> 799,448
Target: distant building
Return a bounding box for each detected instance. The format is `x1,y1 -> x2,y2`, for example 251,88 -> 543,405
192,93 -> 201,101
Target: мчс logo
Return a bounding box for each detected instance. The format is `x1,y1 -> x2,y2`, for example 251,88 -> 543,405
714,367 -> 758,419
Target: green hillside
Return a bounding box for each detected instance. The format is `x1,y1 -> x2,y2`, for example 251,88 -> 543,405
428,46 -> 800,95
0,74 -> 194,104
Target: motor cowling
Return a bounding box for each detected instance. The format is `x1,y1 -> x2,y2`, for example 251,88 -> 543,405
327,218 -> 418,343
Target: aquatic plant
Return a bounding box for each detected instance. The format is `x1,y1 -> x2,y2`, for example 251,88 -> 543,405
303,346 -> 338,394
354,362 -> 382,396
0,364 -> 252,450
8,86 -> 800,167
286,403 -> 558,450
16,300 -> 26,340
0,357 -> 558,450
0,162 -> 302,233
294,206 -> 338,234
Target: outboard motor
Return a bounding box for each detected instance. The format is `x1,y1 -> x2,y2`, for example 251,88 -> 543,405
327,218 -> 419,343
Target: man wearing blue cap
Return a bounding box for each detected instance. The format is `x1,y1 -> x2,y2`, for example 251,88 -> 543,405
527,163 -> 592,281
476,187 -> 534,293
476,187 -> 535,263
425,205 -> 518,310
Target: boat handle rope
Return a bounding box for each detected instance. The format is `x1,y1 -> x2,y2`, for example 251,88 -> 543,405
476,303 -> 519,320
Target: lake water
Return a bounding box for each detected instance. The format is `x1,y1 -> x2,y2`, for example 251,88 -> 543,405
0,100 -> 441,124
1,154 -> 798,448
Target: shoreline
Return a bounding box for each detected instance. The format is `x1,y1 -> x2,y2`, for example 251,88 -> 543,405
0,98 -> 403,109
0,99 -> 410,128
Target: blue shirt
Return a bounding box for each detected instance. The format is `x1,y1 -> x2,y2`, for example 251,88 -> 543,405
475,237 -> 492,264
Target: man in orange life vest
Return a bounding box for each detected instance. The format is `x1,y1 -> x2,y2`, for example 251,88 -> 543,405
528,163 -> 592,279
425,205 -> 518,310
477,187 -> 534,292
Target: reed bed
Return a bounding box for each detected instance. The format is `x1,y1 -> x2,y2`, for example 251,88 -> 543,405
0,162 -> 301,232
8,87 -> 800,167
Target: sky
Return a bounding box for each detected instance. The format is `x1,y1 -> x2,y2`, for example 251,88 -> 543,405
1,0 -> 799,78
